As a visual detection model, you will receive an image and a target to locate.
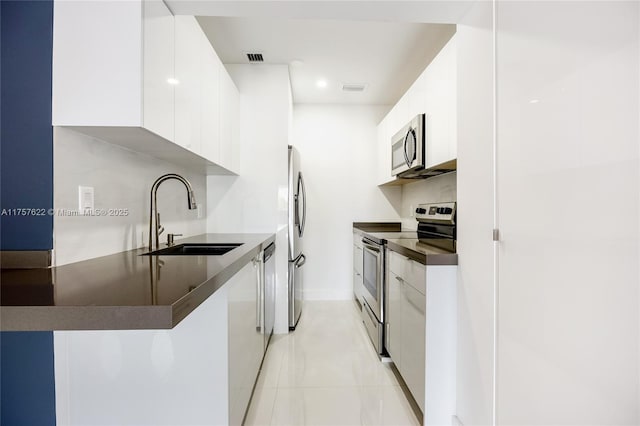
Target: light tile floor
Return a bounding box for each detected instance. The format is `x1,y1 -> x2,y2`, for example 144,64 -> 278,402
245,301 -> 421,426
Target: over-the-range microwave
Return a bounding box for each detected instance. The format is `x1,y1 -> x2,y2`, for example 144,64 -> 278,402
391,113 -> 426,177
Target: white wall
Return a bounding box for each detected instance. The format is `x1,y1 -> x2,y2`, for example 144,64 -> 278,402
53,127 -> 207,266
496,1 -> 639,424
455,1 -> 495,425
292,104 -> 400,300
399,173 -> 457,230
207,64 -> 290,333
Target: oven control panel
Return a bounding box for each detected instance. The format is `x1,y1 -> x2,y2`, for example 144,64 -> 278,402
415,202 -> 456,223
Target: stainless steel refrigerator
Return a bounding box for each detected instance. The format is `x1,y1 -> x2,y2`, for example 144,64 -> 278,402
288,145 -> 306,330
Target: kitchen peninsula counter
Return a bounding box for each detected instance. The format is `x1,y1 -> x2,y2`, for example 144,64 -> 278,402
1,233 -> 275,331
386,238 -> 458,266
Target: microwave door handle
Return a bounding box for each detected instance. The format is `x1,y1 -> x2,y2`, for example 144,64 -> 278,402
403,128 -> 412,167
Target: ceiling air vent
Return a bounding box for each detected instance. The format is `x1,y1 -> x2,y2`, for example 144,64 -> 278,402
246,52 -> 264,63
341,83 -> 367,92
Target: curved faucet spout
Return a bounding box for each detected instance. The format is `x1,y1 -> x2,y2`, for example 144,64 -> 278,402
148,174 -> 198,250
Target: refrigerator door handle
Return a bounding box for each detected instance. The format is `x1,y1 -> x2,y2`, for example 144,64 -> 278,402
294,253 -> 306,268
297,172 -> 307,237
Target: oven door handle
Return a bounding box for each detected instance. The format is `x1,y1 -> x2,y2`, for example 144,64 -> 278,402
362,242 -> 381,254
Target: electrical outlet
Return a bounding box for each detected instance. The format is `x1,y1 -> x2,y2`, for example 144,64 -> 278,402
197,204 -> 203,219
78,186 -> 94,214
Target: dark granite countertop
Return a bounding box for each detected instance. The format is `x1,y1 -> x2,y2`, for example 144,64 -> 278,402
386,238 -> 458,266
353,222 -> 457,266
353,222 -> 402,234
1,233 -> 275,331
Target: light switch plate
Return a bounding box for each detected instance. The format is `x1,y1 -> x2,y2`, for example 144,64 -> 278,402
78,186 -> 94,214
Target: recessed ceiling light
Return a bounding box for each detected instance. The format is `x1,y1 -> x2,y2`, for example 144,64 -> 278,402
316,79 -> 328,88
167,78 -> 180,85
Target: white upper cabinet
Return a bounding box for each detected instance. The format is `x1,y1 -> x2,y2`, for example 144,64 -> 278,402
143,0 -> 174,142
52,0 -> 239,175
52,0 -> 146,127
376,33 -> 457,184
174,16 -> 203,154
423,36 -> 457,168
407,70 -> 427,120
175,16 -> 239,174
201,39 -> 222,164
376,116 -> 392,185
219,69 -> 240,173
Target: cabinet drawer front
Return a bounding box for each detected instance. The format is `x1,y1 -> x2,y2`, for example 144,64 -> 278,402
386,271 -> 402,363
401,282 -> 426,412
404,259 -> 426,294
389,250 -> 425,294
388,250 -> 406,276
354,244 -> 363,274
353,269 -> 363,301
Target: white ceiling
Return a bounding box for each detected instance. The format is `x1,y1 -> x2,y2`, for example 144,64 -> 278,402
197,16 -> 456,105
168,1 -> 473,25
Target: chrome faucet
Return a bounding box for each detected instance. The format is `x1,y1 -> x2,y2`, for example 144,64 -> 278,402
148,174 -> 197,250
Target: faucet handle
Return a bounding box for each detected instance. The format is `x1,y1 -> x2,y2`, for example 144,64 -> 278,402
167,233 -> 183,246
156,212 -> 165,236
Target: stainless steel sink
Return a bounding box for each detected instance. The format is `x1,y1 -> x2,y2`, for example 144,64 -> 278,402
141,243 -> 243,256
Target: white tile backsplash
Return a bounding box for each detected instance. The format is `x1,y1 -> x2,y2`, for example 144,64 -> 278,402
400,172 -> 457,230
53,127 -> 207,266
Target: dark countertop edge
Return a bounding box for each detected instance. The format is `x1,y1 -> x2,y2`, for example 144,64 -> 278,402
353,222 -> 402,233
1,233 -> 276,332
385,240 -> 458,266
0,306 -> 173,331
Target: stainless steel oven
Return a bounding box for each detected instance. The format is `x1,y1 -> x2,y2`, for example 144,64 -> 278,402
361,237 -> 385,354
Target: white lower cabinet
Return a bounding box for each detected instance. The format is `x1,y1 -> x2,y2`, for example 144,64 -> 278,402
53,287 -> 230,426
353,233 -> 364,304
52,254 -> 272,426
386,271 -> 401,358
387,249 -> 457,426
228,249 -> 274,425
387,250 -> 426,413
401,280 -> 426,412
228,259 -> 263,426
